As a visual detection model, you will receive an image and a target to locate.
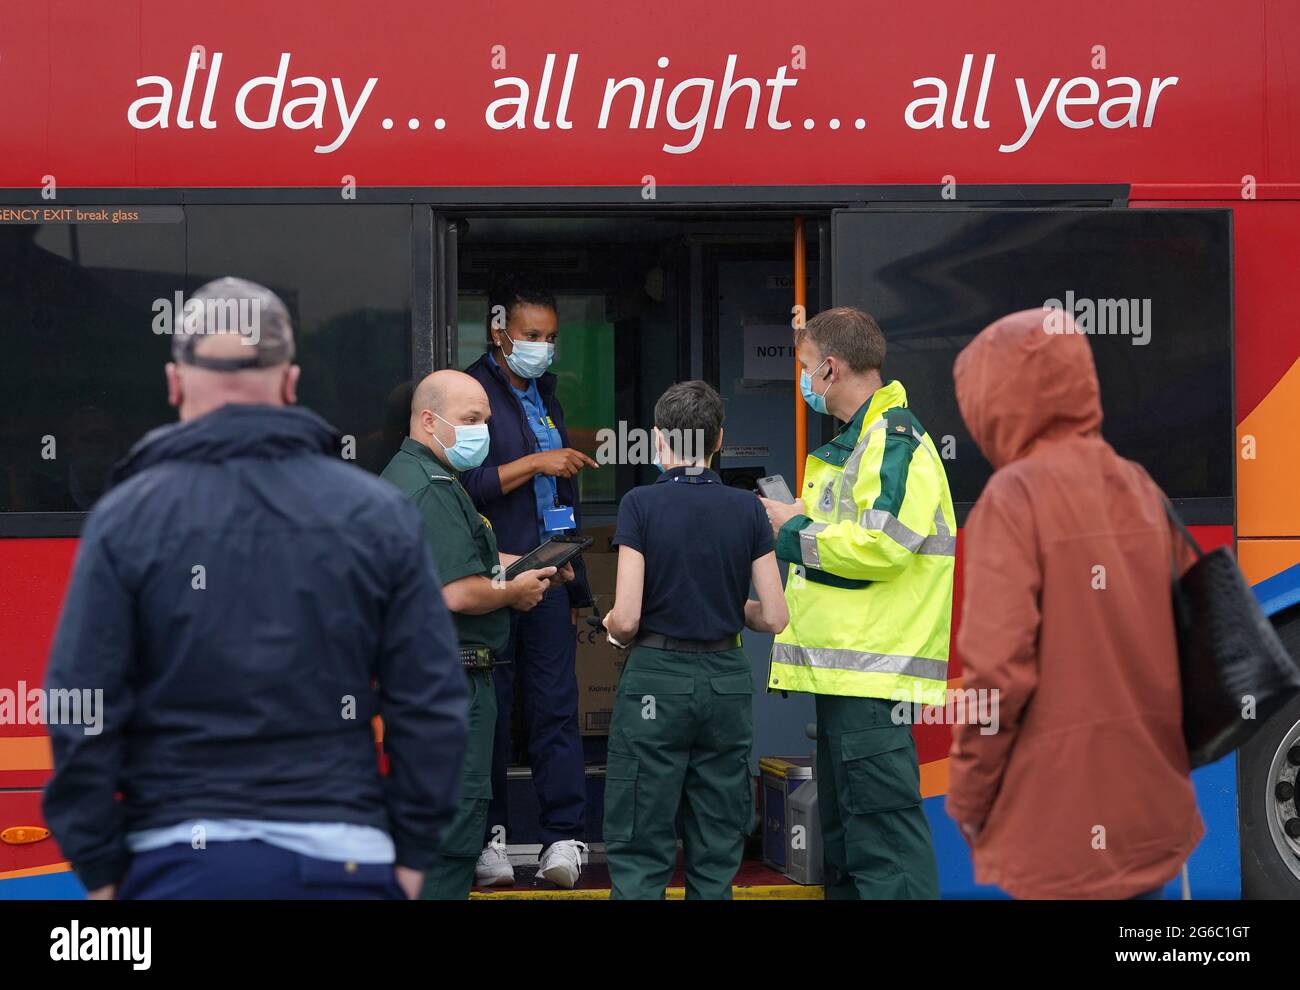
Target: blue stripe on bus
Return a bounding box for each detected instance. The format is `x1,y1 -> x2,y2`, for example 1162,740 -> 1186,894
928,748 -> 1240,898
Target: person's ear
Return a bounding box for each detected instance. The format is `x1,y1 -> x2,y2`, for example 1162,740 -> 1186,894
714,426 -> 724,455
165,362 -> 182,409
282,365 -> 301,406
420,408 -> 437,439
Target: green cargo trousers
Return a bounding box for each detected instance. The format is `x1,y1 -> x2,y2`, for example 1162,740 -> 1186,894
603,646 -> 754,900
814,693 -> 939,899
421,668 -> 497,900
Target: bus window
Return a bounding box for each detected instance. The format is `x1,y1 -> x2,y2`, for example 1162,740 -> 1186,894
185,205 -> 414,475
832,208 -> 1234,514
0,220 -> 184,512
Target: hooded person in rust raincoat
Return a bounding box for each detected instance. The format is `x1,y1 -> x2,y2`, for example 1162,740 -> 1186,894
947,307 -> 1203,900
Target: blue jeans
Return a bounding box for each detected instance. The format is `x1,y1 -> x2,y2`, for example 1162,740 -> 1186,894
116,839 -> 404,899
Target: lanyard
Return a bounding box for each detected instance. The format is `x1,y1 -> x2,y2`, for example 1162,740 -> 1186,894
517,386 -> 561,507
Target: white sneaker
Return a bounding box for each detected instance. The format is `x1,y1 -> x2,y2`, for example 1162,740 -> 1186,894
538,839 -> 588,889
475,844 -> 515,887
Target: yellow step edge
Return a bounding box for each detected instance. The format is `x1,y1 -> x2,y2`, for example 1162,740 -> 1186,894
471,883 -> 824,900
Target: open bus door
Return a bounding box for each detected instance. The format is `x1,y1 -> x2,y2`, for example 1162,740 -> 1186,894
431,209 -> 825,892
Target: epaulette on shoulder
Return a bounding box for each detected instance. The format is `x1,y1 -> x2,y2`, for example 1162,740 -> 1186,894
883,406 -> 921,447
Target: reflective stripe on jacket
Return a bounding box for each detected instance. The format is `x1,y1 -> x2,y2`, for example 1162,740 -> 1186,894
768,379 -> 956,705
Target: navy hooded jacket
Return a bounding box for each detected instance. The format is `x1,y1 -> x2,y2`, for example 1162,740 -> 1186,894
42,404 -> 468,890
461,352 -> 593,607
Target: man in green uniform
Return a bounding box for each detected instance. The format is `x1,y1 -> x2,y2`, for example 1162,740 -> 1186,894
381,370 -> 563,899
760,307 -> 955,900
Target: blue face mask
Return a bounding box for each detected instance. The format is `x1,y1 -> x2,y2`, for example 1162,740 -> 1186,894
800,358 -> 833,415
501,335 -> 555,379
434,413 -> 490,471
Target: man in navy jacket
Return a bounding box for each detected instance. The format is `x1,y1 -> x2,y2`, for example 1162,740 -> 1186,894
460,278 -> 598,887
42,278 -> 468,899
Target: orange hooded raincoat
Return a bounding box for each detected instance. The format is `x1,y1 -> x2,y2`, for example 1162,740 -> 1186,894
947,308 -> 1203,899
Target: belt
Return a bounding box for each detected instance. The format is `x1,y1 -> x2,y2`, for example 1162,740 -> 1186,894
459,646 -> 496,671
634,632 -> 742,653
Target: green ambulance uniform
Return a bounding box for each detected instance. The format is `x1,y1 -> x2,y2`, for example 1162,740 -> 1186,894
380,437 -> 510,900
605,645 -> 754,899
769,379 -> 955,899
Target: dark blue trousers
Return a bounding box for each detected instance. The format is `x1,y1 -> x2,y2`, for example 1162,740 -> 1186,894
487,585 -> 586,849
116,840 -> 405,899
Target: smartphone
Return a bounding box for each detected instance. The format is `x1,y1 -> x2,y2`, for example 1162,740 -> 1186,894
757,474 -> 795,504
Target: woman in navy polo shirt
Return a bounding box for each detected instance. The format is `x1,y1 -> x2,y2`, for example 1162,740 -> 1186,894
460,276 -> 599,889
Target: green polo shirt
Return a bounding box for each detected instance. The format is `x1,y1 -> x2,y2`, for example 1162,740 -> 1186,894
380,437 -> 510,653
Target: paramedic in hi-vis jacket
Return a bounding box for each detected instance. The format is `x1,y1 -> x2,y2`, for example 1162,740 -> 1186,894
759,307 -> 956,900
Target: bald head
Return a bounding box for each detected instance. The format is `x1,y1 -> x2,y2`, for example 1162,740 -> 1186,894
411,370 -> 491,467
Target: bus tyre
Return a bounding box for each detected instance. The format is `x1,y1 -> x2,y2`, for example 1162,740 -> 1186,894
1238,601 -> 1300,899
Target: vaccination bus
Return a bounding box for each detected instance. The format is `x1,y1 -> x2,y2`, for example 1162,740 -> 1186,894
1,0 -> 1298,899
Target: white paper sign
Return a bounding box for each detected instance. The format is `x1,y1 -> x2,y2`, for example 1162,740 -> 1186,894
743,324 -> 797,380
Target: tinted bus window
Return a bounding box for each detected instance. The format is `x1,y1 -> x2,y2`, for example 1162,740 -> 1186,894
185,206 -> 413,475
833,209 -> 1233,506
0,220 -> 184,511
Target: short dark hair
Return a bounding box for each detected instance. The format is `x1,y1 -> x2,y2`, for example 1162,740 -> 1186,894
654,380 -> 724,460
486,275 -> 557,342
795,306 -> 886,373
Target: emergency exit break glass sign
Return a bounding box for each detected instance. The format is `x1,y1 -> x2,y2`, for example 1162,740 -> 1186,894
744,324 -> 797,380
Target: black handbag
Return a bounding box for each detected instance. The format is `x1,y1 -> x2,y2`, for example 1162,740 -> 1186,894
1163,500 -> 1300,768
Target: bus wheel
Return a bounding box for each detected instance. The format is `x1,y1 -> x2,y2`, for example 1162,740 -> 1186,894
1239,601 -> 1300,899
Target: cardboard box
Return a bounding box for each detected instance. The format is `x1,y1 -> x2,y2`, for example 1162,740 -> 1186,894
581,550 -> 617,598
576,592 -> 624,735
576,532 -> 621,735
584,523 -> 618,556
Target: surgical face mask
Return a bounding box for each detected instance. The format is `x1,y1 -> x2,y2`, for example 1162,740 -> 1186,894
500,333 -> 555,379
432,413 -> 490,470
800,358 -> 833,415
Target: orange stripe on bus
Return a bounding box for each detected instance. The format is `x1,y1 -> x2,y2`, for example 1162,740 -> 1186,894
920,757 -> 949,799
0,861 -> 70,881
0,736 -> 53,772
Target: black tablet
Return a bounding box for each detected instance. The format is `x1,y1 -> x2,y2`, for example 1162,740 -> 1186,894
503,534 -> 594,581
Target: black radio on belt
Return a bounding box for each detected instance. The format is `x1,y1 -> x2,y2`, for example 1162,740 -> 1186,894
459,646 -> 495,670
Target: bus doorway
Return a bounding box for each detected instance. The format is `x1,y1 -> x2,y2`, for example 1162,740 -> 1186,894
441,213 -> 823,885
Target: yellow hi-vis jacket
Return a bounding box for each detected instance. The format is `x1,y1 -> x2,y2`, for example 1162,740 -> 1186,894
769,379 -> 956,706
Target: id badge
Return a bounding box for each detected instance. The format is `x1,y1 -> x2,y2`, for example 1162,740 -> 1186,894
543,505 -> 576,532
